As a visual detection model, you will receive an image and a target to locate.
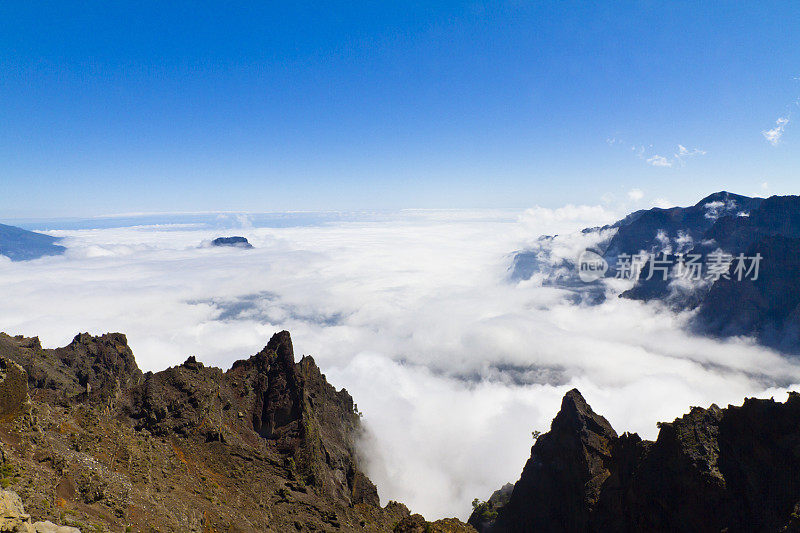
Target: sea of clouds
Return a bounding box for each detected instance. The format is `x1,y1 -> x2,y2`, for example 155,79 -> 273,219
1,207 -> 799,520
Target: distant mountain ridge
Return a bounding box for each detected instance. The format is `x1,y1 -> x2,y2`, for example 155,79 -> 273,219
0,223 -> 65,261
603,191 -> 763,272
510,191 -> 800,353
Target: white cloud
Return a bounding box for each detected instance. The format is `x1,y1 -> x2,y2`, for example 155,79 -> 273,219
1,212 -> 798,521
676,144 -> 705,157
674,145 -> 707,165
653,197 -> 675,209
518,204 -> 617,237
763,116 -> 790,146
646,154 -> 672,167
627,188 -> 645,201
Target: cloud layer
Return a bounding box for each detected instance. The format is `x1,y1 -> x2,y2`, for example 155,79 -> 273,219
0,209 -> 798,520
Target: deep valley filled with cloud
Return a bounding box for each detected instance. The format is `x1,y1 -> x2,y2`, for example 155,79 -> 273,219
3,208 -> 798,520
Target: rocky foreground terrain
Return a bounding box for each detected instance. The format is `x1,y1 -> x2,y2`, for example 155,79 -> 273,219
0,331 -> 473,532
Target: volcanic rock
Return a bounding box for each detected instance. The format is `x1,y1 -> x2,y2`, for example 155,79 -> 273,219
472,389 -> 800,532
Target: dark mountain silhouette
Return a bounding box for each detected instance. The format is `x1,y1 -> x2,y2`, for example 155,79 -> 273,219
470,388 -> 800,533
620,195 -> 800,352
602,191 -> 762,273
693,234 -> 800,352
211,236 -> 253,248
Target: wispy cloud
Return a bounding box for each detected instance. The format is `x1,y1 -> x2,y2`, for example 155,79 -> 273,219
627,188 -> 644,201
653,197 -> 675,209
646,155 -> 672,167
675,144 -> 706,161
762,116 -> 790,146
608,137 -> 705,168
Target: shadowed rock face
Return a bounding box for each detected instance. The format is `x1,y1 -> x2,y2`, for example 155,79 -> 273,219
0,358 -> 30,419
471,389 -> 800,533
619,195 -> 800,352
471,390 -> 617,533
694,235 -> 800,352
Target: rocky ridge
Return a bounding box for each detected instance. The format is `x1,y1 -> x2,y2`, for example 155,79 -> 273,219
0,331 -> 474,532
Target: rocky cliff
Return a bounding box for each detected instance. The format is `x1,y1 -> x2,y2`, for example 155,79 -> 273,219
0,331 -> 474,533
470,389 -> 800,533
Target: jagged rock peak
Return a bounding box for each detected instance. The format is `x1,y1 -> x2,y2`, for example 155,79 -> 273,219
474,389 -> 617,532
229,330 -> 297,374
473,389 -> 800,533
266,329 -> 295,365
552,388 -> 617,438
1,329 -> 459,531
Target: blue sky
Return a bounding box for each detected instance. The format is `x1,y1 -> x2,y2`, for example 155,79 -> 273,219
1,1 -> 798,218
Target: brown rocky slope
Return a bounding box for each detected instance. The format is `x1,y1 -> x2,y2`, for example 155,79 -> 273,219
0,330 -> 474,533
469,389 -> 800,533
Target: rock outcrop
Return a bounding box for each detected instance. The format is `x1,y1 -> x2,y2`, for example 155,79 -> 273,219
0,487 -> 32,532
393,514 -> 476,532
0,330 -> 471,532
210,236 -> 253,248
0,333 -> 142,402
1,483 -> 79,532
471,389 -> 800,533
0,358 -> 30,420
468,484 -> 512,532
